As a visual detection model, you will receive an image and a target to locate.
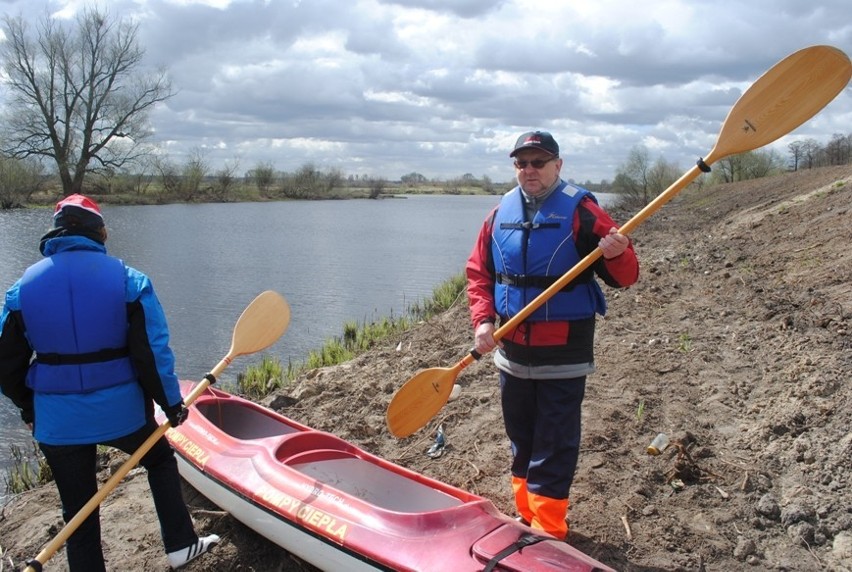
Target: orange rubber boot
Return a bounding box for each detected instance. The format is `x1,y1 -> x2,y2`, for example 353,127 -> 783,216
528,493 -> 569,540
511,476 -> 534,525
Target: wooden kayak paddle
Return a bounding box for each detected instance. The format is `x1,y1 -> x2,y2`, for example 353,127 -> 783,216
24,290 -> 291,572
386,44 -> 852,438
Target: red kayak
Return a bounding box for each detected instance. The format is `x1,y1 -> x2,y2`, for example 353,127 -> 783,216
158,380 -> 614,572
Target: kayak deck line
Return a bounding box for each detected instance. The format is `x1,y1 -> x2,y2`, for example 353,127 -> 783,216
160,381 -> 615,572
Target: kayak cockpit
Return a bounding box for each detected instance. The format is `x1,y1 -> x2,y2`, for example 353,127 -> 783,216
194,399 -> 302,439
193,393 -> 465,513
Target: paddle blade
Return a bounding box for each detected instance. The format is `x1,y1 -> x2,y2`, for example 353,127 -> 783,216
708,45 -> 851,163
22,291 -> 291,572
230,290 -> 291,357
387,366 -> 457,438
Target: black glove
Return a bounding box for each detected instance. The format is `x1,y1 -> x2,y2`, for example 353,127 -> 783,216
164,401 -> 189,427
21,407 -> 34,425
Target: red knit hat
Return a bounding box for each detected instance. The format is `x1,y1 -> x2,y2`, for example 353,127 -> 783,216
53,194 -> 104,229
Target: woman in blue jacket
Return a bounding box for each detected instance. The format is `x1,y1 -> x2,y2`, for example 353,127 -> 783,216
0,195 -> 218,571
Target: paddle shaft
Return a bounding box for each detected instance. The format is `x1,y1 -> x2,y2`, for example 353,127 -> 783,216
386,45 -> 851,438
24,373 -> 221,572
24,290 -> 290,572
490,163 -> 703,344
484,44 -> 852,348
386,164 -> 706,438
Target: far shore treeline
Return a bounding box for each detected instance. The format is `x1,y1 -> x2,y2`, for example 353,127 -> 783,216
1,7 -> 850,211
3,132 -> 851,212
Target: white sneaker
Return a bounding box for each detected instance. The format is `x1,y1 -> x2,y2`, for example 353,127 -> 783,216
167,534 -> 220,569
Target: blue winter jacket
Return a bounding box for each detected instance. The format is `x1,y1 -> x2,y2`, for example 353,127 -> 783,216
0,236 -> 182,445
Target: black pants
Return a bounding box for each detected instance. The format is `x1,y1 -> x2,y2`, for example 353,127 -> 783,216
500,372 -> 586,499
39,419 -> 197,572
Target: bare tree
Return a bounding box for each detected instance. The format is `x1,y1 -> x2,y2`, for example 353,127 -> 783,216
612,145 -> 680,208
646,157 -> 680,196
400,172 -> 426,186
742,149 -> 785,179
323,167 -> 343,195
716,155 -> 739,183
480,174 -> 496,194
366,177 -> 386,199
247,161 -> 276,197
788,140 -> 805,171
214,158 -> 241,201
0,155 -> 44,208
153,157 -> 181,196
825,133 -> 851,166
179,148 -> 209,201
612,145 -> 652,206
1,8 -> 174,195
800,138 -> 821,169
716,149 -> 784,183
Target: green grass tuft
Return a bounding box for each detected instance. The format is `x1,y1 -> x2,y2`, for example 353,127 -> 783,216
239,272 -> 468,398
3,442 -> 52,495
237,354 -> 286,399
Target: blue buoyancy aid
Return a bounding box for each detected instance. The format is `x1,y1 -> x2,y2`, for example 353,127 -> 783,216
19,250 -> 136,394
491,182 -> 607,322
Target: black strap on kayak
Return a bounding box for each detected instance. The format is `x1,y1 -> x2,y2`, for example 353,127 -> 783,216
35,346 -> 129,365
481,532 -> 551,572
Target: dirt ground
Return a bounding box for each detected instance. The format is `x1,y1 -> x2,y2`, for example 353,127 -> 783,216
2,165 -> 851,572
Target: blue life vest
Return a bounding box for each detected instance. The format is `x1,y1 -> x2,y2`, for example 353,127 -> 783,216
19,250 -> 135,393
491,182 -> 607,322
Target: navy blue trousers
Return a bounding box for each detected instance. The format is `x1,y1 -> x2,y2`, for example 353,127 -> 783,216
39,418 -> 197,572
500,371 -> 586,499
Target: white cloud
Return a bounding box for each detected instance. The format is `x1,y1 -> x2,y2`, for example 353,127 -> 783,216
1,0 -> 849,182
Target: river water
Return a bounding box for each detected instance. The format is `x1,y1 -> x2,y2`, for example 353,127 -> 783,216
0,191 -> 614,497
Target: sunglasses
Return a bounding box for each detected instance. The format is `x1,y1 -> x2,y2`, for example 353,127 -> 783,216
514,157 -> 557,169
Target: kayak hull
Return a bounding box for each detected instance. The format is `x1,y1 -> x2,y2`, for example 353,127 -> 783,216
159,381 -> 614,572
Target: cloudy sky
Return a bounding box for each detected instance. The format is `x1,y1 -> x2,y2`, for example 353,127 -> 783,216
2,0 -> 850,183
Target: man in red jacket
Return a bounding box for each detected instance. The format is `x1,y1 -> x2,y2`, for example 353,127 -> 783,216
466,131 -> 639,540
